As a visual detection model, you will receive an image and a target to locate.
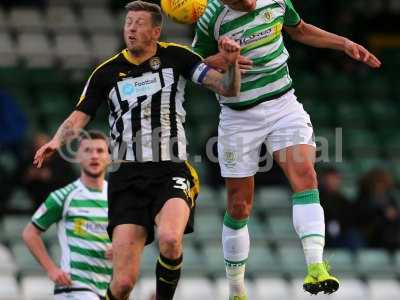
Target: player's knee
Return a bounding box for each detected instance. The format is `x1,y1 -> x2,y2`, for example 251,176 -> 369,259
113,275 -> 137,298
158,230 -> 182,258
292,164 -> 318,190
227,189 -> 252,219
228,199 -> 252,219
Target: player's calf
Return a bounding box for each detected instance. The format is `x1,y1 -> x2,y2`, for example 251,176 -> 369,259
156,219 -> 185,299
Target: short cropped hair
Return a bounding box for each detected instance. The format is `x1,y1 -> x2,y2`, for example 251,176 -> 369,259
125,1 -> 163,27
79,131 -> 107,144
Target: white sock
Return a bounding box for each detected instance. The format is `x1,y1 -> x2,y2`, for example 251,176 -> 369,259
293,203 -> 325,265
301,236 -> 325,265
222,223 -> 250,296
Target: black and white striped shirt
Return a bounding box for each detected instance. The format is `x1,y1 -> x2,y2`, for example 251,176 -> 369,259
76,42 -> 209,162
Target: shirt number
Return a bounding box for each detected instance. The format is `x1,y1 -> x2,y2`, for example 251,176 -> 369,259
172,177 -> 190,191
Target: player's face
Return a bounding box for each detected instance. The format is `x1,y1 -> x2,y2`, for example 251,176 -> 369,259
222,0 -> 257,11
124,10 -> 161,54
78,139 -> 109,178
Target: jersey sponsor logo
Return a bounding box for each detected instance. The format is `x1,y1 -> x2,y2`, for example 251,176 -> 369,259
73,218 -> 108,238
149,57 -> 161,70
118,73 -> 162,102
232,22 -> 282,47
241,28 -> 273,45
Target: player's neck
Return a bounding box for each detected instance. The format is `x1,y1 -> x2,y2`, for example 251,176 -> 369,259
127,43 -> 158,65
80,173 -> 104,192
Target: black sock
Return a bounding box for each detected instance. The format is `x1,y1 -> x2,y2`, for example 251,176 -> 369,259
156,254 -> 183,300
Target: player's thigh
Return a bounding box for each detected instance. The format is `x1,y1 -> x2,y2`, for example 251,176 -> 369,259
54,291 -> 101,300
267,93 -> 315,154
153,162 -> 197,239
111,224 -> 147,279
218,105 -> 268,178
155,197 -> 190,239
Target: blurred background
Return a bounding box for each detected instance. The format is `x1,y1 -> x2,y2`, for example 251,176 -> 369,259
0,0 -> 399,299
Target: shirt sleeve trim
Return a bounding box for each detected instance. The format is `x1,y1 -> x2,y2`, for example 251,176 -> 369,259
31,221 -> 46,232
76,52 -> 120,107
285,18 -> 302,27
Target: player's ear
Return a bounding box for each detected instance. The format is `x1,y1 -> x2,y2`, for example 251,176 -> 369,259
153,25 -> 161,40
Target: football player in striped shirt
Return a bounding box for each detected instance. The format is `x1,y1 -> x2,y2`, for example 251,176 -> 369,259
32,1 -> 241,300
193,0 -> 381,299
23,132 -> 111,300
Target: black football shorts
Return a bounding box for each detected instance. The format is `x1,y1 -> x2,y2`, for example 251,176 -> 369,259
107,161 -> 199,245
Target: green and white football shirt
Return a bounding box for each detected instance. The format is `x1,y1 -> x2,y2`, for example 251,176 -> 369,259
192,0 -> 301,109
32,179 -> 111,297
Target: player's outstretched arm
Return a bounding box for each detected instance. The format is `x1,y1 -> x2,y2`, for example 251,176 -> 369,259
33,110 -> 91,168
204,54 -> 253,73
22,224 -> 72,286
202,37 -> 241,97
284,20 -> 381,68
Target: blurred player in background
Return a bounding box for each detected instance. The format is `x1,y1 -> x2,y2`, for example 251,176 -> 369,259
192,0 -> 381,299
23,132 -> 111,300
33,1 -> 241,300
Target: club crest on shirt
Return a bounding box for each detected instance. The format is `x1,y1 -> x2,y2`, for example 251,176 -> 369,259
149,57 -> 161,70
263,8 -> 274,23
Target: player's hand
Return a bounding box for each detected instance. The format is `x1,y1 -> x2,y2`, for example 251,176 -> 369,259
344,39 -> 381,68
33,139 -> 61,168
48,267 -> 72,286
238,55 -> 253,73
218,37 -> 241,65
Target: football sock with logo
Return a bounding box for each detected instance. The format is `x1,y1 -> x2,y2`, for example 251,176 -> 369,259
292,189 -> 325,265
222,212 -> 250,296
156,254 -> 183,300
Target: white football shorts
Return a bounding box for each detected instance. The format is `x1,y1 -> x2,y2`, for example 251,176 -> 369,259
218,89 -> 316,178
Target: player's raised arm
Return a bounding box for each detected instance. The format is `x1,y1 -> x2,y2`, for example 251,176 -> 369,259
284,20 -> 381,68
34,55 -> 108,168
33,111 -> 90,168
201,37 -> 242,97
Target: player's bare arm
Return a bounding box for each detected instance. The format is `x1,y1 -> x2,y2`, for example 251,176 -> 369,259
33,110 -> 91,168
22,223 -> 72,286
202,37 -> 241,97
284,20 -> 382,68
204,53 -> 253,73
